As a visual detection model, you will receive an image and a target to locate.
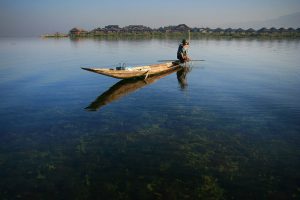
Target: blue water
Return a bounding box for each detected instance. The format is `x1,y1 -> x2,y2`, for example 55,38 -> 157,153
0,37 -> 300,199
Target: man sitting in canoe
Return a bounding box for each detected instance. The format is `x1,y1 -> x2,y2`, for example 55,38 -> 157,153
177,39 -> 190,63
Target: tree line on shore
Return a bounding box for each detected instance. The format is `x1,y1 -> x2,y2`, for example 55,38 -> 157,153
43,24 -> 300,38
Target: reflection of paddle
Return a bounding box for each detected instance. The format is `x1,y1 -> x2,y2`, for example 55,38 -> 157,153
157,59 -> 205,62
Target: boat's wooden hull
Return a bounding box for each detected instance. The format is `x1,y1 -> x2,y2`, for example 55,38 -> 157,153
81,62 -> 181,79
85,67 -> 182,111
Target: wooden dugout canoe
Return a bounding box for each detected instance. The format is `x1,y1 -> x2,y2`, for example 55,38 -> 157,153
81,61 -> 181,79
85,67 -> 182,111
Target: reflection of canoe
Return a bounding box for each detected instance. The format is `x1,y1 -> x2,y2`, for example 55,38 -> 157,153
82,62 -> 180,79
86,68 -> 181,111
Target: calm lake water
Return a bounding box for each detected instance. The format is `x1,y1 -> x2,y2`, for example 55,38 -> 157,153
0,37 -> 300,200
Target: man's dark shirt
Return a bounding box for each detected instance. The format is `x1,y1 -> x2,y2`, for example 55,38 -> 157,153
177,44 -> 188,61
177,44 -> 187,62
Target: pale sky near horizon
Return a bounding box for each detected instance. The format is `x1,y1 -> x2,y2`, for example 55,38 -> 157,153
1,0 -> 300,36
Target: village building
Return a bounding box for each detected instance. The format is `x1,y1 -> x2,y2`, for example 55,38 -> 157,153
103,25 -> 122,33
69,27 -> 88,36
161,24 -> 190,33
278,28 -> 287,33
246,28 -> 256,34
257,28 -> 270,35
213,28 -> 224,34
270,27 -> 279,33
122,25 -> 152,33
90,27 -> 104,35
236,28 -> 246,34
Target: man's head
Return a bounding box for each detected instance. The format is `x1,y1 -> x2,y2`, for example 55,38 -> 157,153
182,39 -> 189,45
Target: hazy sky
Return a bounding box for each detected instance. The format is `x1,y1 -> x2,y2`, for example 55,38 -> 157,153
1,0 -> 300,36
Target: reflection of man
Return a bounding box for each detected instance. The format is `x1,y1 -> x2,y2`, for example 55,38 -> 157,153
177,66 -> 191,90
177,39 -> 190,63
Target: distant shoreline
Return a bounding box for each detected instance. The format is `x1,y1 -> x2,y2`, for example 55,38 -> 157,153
42,24 -> 300,39
42,33 -> 300,39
